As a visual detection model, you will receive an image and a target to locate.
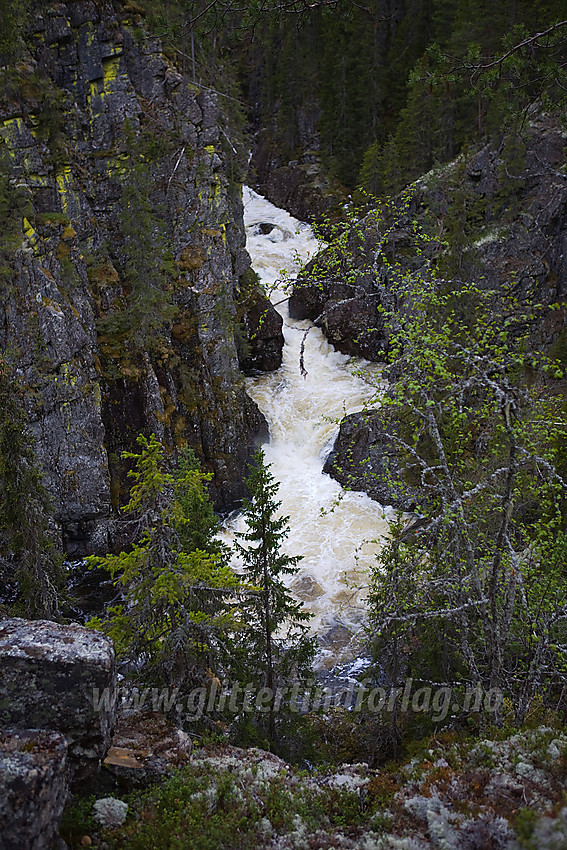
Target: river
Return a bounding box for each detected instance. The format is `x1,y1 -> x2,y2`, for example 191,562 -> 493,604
223,187 -> 394,671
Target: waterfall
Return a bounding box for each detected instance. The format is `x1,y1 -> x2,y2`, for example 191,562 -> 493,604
225,187 -> 394,670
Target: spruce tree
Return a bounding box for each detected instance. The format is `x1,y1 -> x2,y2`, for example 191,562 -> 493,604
88,435 -> 241,692
174,447 -> 229,559
235,449 -> 314,745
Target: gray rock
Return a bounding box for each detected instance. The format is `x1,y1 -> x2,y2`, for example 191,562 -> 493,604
0,728 -> 69,850
0,0 -> 269,563
258,162 -> 339,224
289,266 -> 388,361
0,619 -> 116,779
237,285 -> 284,373
92,796 -> 128,828
323,409 -> 423,510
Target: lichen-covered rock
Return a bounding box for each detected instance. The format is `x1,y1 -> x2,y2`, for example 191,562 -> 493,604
0,728 -> 69,850
510,807 -> 567,850
0,618 -> 116,777
92,796 -> 128,828
391,726 -> 567,849
70,728 -> 567,849
0,0 -> 268,555
403,793 -> 512,850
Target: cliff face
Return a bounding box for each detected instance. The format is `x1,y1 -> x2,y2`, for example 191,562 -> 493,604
294,114 -> 567,505
291,113 -> 567,362
0,0 -> 272,556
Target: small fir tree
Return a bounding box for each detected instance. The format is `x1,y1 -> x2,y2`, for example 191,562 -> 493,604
88,434 -> 241,692
235,449 -> 315,745
174,447 -> 229,559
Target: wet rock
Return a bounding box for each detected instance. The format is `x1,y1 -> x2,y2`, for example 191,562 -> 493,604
259,163 -> 338,224
323,410 -> 423,510
317,295 -> 387,360
237,285 -> 284,373
248,79 -> 342,223
291,575 -> 325,601
0,619 -> 116,778
318,621 -> 354,650
0,728 -> 69,850
289,267 -> 388,361
251,129 -> 342,224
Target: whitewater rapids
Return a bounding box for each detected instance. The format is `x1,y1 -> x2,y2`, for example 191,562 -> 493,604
223,187 -> 393,668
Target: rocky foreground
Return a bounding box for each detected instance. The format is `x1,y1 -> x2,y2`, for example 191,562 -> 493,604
1,618 -> 566,849
58,728 -> 567,849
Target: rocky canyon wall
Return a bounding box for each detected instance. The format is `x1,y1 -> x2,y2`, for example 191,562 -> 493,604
0,0 -> 280,556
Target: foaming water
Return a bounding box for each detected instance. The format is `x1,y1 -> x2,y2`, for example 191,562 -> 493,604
224,188 -> 392,668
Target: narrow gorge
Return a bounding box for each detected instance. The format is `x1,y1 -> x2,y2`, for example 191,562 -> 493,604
3,2 -> 567,848
228,187 -> 392,667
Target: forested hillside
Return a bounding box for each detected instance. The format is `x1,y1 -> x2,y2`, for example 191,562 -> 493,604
130,0 -> 567,216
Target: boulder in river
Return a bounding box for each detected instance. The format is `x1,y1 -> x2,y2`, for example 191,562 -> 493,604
237,284 -> 284,373
289,269 -> 388,361
323,409 -> 424,511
